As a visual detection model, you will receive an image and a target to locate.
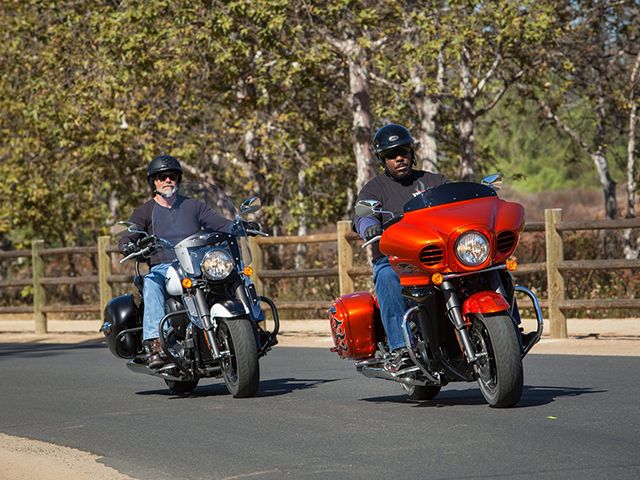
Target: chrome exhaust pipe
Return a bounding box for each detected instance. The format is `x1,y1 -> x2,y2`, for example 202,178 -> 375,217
126,359 -> 187,382
358,365 -> 428,387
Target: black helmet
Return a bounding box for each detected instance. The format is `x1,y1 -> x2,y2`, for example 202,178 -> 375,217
146,154 -> 182,190
372,124 -> 414,165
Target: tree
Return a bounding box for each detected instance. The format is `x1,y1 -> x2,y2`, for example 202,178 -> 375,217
533,0 -> 640,220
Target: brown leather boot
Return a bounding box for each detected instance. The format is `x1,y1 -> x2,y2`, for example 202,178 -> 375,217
147,338 -> 170,369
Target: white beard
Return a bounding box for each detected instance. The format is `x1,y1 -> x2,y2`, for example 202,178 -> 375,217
159,185 -> 178,199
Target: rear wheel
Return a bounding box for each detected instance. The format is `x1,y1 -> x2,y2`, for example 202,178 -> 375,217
164,379 -> 199,395
402,384 -> 441,401
472,314 -> 523,408
216,318 -> 259,398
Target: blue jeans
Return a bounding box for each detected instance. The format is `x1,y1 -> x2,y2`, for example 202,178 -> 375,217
142,264 -> 170,341
373,257 -> 407,351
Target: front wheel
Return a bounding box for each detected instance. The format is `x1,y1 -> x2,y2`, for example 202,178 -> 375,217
216,318 -> 260,398
472,314 -> 523,408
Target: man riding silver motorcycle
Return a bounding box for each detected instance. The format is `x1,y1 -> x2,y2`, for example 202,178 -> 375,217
103,154 -> 278,397
118,155 -> 258,368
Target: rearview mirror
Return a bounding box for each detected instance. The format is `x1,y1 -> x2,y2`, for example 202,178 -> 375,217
355,200 -> 381,218
240,196 -> 261,215
111,221 -> 146,236
481,173 -> 502,190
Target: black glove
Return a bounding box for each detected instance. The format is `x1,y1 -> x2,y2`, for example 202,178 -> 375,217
364,224 -> 383,241
242,220 -> 261,232
120,241 -> 139,257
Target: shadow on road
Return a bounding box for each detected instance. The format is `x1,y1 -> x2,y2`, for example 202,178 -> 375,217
136,377 -> 339,398
258,377 -> 339,397
0,340 -> 105,358
361,384 -> 605,407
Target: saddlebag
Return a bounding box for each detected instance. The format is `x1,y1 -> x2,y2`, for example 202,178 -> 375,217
101,294 -> 142,359
328,291 -> 381,360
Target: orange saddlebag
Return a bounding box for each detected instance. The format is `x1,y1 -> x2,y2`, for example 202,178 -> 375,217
329,291 -> 380,360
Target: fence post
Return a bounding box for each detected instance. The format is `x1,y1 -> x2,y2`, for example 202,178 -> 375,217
31,239 -> 47,334
249,237 -> 264,296
98,236 -> 113,312
545,208 -> 567,339
337,220 -> 354,295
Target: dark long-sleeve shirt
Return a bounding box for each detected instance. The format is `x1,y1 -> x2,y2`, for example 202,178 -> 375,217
354,169 -> 448,262
118,195 -> 234,266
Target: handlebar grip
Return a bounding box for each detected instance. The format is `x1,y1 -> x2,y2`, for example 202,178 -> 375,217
138,236 -> 155,248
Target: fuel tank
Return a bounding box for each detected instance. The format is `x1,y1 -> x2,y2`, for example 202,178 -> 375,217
329,291 -> 381,360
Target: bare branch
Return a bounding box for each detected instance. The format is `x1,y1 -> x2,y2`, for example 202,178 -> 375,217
475,70 -> 524,118
538,98 -> 592,155
472,53 -> 503,97
370,72 -> 402,89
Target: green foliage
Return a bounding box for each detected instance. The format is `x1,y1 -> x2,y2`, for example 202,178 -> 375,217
479,99 -> 601,192
0,0 -> 635,249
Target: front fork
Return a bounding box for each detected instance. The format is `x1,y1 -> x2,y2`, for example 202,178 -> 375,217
440,281 -> 478,363
193,288 -> 224,359
399,281 -> 478,369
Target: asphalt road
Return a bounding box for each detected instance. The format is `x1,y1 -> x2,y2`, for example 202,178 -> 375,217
1,341 -> 639,480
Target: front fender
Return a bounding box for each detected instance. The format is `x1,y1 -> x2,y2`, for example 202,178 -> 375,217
462,291 -> 510,318
210,299 -> 249,319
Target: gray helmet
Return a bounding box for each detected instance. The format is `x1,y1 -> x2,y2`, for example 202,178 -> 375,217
146,155 -> 182,191
372,124 -> 415,165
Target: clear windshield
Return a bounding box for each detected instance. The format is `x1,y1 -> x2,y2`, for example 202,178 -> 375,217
229,217 -> 252,267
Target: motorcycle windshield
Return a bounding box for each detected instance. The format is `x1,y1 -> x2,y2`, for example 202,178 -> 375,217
150,205 -> 230,272
229,219 -> 252,267
404,182 -> 497,213
152,238 -> 178,265
174,231 -> 235,275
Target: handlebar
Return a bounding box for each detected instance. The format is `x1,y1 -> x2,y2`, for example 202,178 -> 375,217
246,229 -> 269,237
119,244 -> 156,264
361,235 -> 381,248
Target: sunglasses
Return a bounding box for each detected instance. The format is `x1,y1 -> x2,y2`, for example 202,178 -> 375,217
154,172 -> 179,182
381,146 -> 412,161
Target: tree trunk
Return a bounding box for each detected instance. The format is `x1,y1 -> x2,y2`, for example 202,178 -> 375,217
295,169 -> 308,270
345,43 -> 376,193
590,150 -> 618,220
410,56 -> 442,173
458,46 -> 476,181
593,93 -> 617,220
623,49 -> 640,259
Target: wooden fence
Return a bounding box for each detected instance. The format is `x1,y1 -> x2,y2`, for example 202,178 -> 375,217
0,209 -> 639,338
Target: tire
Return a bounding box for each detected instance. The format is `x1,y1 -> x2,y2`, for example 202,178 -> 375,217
472,314 -> 523,408
164,379 -> 199,395
402,384 -> 441,401
216,318 -> 260,398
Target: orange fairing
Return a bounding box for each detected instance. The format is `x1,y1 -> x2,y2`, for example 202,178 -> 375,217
380,196 -> 524,285
329,292 -> 379,360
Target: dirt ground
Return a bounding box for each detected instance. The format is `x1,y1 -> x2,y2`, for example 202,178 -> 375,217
1,318 -> 639,480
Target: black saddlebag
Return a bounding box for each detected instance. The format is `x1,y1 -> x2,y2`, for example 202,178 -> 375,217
101,294 -> 142,359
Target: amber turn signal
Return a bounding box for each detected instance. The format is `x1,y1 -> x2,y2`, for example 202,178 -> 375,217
181,278 -> 193,289
506,258 -> 518,271
431,272 -> 444,285
243,266 -> 254,276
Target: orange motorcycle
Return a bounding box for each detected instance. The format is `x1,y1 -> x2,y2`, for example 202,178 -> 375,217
329,175 -> 543,407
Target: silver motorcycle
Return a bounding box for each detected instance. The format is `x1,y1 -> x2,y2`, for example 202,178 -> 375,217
101,197 -> 279,397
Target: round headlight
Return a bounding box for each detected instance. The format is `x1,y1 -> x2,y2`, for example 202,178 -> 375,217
455,231 -> 490,267
201,249 -> 235,280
